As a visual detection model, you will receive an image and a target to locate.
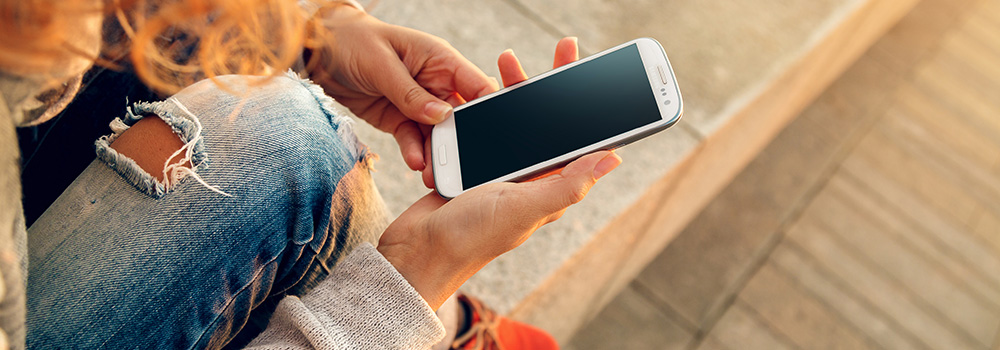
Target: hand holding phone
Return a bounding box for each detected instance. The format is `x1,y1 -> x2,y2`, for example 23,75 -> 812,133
380,150 -> 621,309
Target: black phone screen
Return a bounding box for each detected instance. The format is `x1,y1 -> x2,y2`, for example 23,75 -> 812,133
454,43 -> 660,189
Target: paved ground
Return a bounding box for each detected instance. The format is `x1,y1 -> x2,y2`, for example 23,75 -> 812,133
569,0 -> 1000,348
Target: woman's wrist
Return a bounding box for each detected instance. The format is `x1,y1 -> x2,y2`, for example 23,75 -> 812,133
309,0 -> 369,25
378,236 -> 487,311
301,0 -> 370,82
379,244 -> 453,310
300,0 -> 365,19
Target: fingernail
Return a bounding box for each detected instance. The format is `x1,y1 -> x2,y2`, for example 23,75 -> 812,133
569,36 -> 578,44
593,153 -> 622,179
503,48 -> 516,57
424,101 -> 452,121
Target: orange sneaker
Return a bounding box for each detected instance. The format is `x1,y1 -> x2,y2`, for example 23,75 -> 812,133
450,294 -> 559,350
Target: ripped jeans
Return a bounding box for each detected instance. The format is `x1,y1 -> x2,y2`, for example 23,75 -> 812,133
25,72 -> 392,349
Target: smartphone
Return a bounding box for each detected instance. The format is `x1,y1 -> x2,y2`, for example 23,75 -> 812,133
431,37 -> 683,198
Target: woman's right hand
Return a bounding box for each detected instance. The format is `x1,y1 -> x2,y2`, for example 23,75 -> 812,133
377,149 -> 621,310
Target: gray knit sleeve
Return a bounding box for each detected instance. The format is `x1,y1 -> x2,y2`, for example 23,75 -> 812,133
245,242 -> 445,350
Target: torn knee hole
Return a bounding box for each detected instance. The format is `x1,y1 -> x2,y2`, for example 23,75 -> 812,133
95,98 -> 229,198
109,116 -> 191,183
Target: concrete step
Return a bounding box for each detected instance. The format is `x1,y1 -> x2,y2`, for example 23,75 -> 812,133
349,0 -> 919,343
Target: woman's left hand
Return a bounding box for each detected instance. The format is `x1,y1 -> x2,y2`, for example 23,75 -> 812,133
306,4 -> 498,183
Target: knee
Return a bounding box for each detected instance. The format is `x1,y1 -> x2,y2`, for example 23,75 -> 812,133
107,117 -> 191,183
95,72 -> 365,198
176,73 -> 364,164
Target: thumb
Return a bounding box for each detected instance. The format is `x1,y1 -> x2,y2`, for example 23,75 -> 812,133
518,151 -> 622,215
373,60 -> 453,125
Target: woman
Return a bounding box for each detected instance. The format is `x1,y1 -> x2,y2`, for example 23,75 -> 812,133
1,0 -> 620,348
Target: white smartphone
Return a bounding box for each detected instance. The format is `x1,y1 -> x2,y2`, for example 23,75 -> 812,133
431,37 -> 683,198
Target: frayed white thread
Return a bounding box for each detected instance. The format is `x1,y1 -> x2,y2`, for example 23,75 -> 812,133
332,115 -> 361,152
109,118 -> 129,134
110,98 -> 134,135
161,98 -> 232,197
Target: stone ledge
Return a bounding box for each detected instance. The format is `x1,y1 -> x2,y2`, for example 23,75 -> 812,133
352,0 -> 919,343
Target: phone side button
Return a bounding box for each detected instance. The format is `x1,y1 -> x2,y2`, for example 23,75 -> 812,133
438,145 -> 448,165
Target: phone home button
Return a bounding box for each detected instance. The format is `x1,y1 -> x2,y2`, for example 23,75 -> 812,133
438,145 -> 448,165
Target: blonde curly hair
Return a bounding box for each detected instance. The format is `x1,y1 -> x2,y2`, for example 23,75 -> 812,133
0,0 -> 321,93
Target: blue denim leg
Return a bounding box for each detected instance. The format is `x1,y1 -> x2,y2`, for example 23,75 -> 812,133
25,72 -> 389,349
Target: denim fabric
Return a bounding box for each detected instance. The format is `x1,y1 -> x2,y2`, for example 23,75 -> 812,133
25,72 -> 389,349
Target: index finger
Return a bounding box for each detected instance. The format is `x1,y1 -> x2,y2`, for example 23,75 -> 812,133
450,54 -> 500,101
